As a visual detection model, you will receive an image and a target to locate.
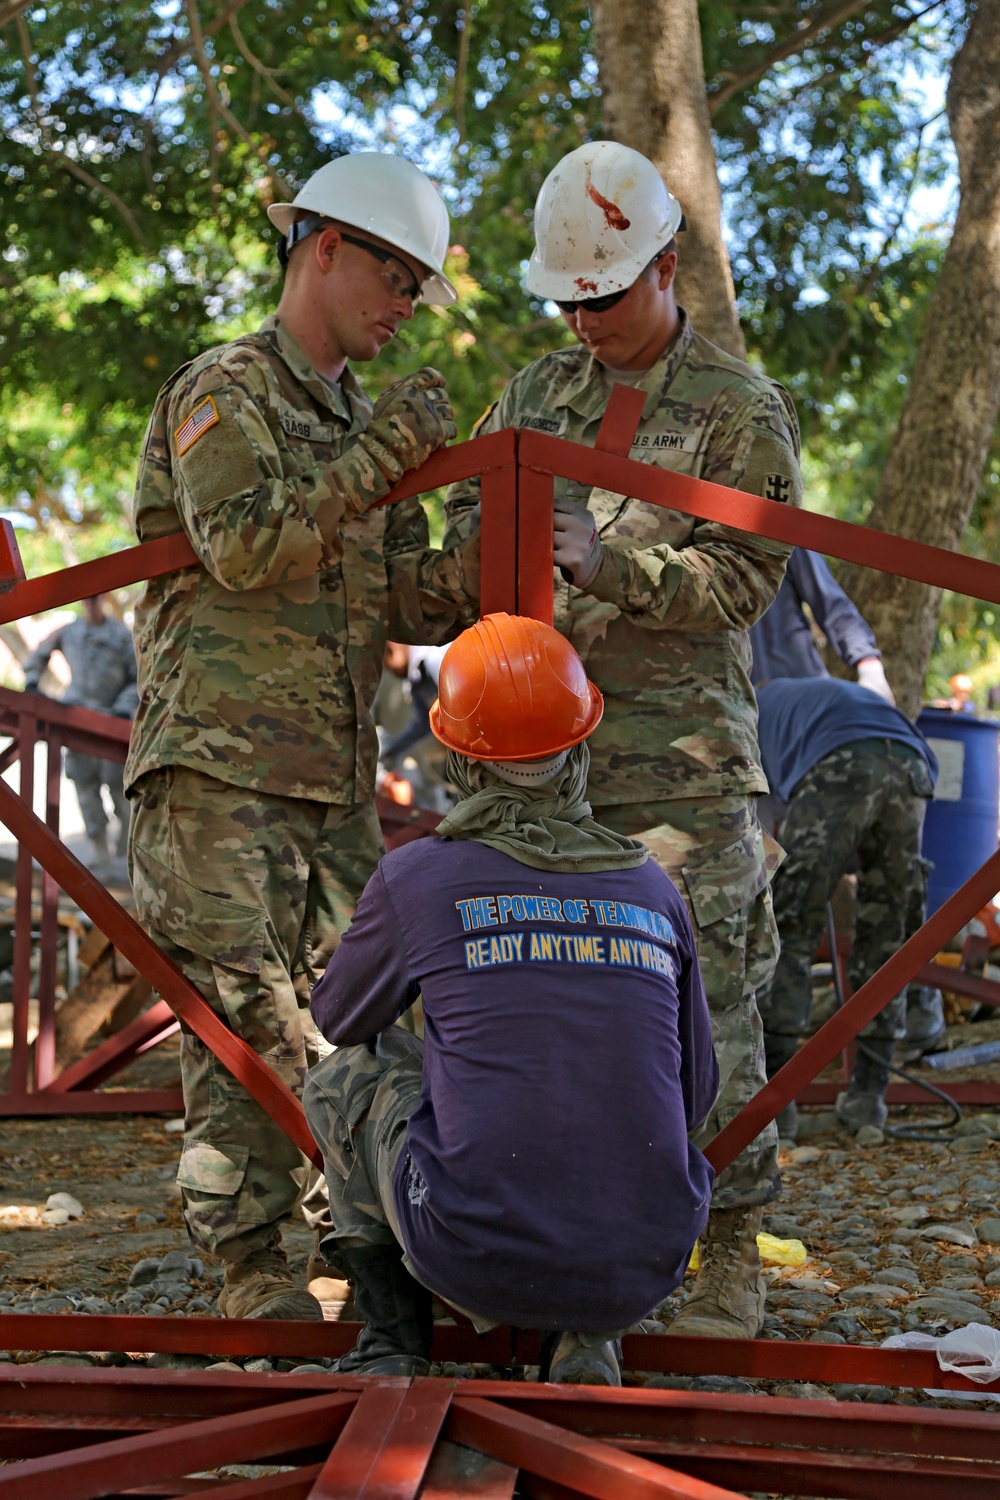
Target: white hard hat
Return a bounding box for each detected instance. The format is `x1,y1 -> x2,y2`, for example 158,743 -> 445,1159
526,141 -> 684,302
268,153 -> 457,305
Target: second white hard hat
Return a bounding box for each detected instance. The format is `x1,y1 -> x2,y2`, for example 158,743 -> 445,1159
268,153 -> 457,305
526,141 -> 684,303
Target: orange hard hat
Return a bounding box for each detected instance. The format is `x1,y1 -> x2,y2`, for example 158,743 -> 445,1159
429,613 -> 603,761
951,673 -> 973,694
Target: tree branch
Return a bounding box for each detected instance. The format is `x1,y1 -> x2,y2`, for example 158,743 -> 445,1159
819,116 -> 935,384
184,0 -> 293,203
154,0 -> 252,76
229,13 -> 298,110
454,0 -> 473,149
0,0 -> 32,29
16,16 -> 150,248
708,0 -> 941,116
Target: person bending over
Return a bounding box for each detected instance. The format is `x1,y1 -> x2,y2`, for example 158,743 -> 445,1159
304,613 -> 718,1384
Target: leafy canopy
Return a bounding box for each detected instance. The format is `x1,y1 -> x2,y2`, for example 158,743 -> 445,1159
3,0 -> 991,690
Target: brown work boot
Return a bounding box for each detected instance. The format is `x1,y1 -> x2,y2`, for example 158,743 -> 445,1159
217,1242 -> 324,1321
666,1207 -> 766,1339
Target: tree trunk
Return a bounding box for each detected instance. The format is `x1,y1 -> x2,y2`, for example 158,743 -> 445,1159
838,1 -> 1000,718
589,0 -> 746,358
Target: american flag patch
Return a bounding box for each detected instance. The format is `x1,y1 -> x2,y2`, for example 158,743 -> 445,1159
174,396 -> 220,456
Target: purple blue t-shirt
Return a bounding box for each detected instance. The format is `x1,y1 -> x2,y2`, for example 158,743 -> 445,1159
310,837 -> 718,1332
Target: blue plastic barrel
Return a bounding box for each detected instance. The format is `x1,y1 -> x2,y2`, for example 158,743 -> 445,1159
916,707 -> 1000,915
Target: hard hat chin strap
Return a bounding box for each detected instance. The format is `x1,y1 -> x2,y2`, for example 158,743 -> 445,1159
278,213 -> 327,268
480,751 -> 569,787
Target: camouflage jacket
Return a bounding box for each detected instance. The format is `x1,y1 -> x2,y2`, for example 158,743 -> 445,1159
444,311 -> 801,805
23,615 -> 138,717
127,315 -> 478,806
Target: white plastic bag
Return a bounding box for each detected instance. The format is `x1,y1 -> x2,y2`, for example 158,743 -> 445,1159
883,1325 -> 1000,1401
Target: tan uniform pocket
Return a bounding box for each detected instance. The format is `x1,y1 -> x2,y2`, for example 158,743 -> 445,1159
176,1140 -> 250,1196
131,843 -> 273,1046
682,823 -> 772,930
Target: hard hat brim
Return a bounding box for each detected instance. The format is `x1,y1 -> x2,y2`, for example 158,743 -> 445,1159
429,681 -> 604,761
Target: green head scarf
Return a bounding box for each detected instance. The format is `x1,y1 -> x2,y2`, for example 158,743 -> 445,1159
436,741 -> 647,873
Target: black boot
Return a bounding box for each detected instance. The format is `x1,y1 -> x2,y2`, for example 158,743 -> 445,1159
540,1331 -> 622,1385
836,1035 -> 895,1134
333,1244 -> 434,1376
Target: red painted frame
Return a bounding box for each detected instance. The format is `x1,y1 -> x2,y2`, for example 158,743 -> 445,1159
2,1363 -> 1000,1499
3,404 -> 1000,1492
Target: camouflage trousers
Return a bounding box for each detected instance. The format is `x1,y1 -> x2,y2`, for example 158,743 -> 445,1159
596,795 -> 781,1209
129,766 -> 383,1262
66,750 -> 129,840
303,1028 -> 424,1268
757,740 -> 934,1046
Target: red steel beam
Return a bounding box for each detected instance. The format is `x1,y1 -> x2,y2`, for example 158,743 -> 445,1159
516,467 -> 556,625
4,1322 -> 1000,1397
0,1391 -> 358,1500
0,433 -> 515,627
490,1382 -> 1000,1462
520,429 -> 1000,607
7,1368 -> 1000,1454
0,686 -> 131,760
446,1396 -> 746,1500
612,1439 -> 1000,1500
309,1379 -> 453,1499
0,775 -> 321,1165
706,847 -> 1000,1171
33,723 -> 63,1090
479,465 -> 519,618
0,534 -> 199,627
918,959 -> 1000,1007
593,385 -> 648,458
9,709 -> 36,1095
44,1000 -> 180,1094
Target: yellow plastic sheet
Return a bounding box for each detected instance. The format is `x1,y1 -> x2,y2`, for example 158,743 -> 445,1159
687,1232 -> 807,1273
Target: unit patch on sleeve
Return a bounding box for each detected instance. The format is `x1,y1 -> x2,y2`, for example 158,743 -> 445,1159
763,473 -> 792,503
174,396 -> 221,456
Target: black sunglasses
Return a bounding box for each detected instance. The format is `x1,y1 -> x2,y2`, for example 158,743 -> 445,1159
554,285 -> 630,315
281,217 -> 423,303
553,246 -> 675,316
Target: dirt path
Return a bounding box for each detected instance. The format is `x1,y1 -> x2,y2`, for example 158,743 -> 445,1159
3,1033 -> 1000,1403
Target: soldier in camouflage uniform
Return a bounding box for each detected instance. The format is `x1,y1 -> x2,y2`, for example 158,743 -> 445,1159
755,676 -> 938,1138
445,141 -> 800,1339
23,594 -> 137,867
126,153 -> 480,1320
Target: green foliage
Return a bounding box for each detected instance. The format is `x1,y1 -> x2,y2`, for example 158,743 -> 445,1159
2,0 -> 995,690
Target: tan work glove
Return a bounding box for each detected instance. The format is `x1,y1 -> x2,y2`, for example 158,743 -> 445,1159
357,368 -> 457,488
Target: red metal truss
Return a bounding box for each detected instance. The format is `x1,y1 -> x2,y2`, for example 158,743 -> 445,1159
3,408 -> 999,1139
2,1317 -> 1000,1396
4,403 -> 1000,1495
3,1366 -> 1000,1500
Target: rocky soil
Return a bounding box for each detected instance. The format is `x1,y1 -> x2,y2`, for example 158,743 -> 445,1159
3,1030 -> 1000,1404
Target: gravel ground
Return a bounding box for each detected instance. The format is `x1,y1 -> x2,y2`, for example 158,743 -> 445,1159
3,1031 -> 1000,1405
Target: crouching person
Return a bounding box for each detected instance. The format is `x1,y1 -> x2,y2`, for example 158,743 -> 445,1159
303,614 -> 719,1383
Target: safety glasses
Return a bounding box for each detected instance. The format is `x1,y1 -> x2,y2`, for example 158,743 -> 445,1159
338,231 -> 424,305
280,217 -> 423,303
